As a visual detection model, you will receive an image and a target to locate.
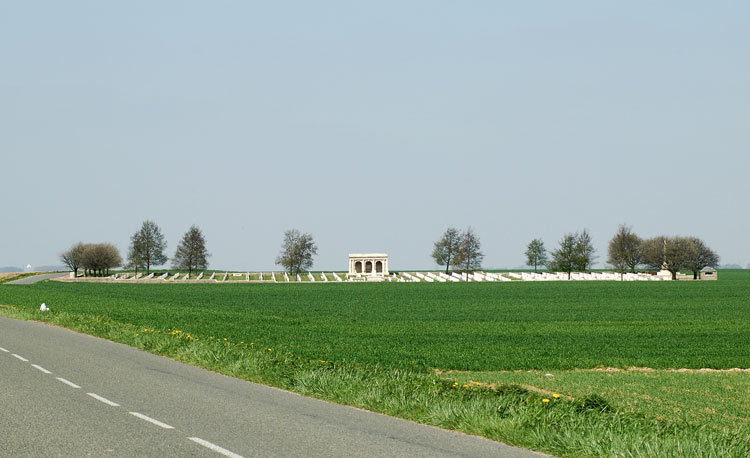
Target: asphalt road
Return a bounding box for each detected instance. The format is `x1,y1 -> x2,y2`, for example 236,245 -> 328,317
4,272 -> 68,285
0,316 -> 547,458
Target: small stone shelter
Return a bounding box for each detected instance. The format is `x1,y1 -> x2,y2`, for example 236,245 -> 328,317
348,253 -> 389,276
699,266 -> 718,280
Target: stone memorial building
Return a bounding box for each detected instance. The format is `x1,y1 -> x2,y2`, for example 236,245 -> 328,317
348,253 -> 389,276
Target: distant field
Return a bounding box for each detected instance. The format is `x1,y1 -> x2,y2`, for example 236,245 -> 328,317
1,270 -> 748,371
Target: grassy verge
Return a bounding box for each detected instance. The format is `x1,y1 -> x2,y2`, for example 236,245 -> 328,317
446,369 -> 750,431
0,302 -> 747,457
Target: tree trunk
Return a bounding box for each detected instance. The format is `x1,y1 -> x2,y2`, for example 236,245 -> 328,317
693,271 -> 698,280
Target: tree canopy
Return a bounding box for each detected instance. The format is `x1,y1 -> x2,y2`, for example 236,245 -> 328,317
607,224 -> 642,278
454,227 -> 484,274
549,230 -> 596,279
275,229 -> 317,275
432,227 -> 462,274
128,220 -> 168,274
525,238 -> 547,272
172,225 -> 210,276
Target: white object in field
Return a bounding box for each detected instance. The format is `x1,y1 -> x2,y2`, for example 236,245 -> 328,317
40,303 -> 49,312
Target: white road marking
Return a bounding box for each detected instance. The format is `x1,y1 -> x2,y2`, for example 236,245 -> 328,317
188,437 -> 245,458
31,364 -> 52,374
12,353 -> 28,362
87,393 -> 120,407
0,346 -> 9,352
129,412 -> 174,429
56,377 -> 81,389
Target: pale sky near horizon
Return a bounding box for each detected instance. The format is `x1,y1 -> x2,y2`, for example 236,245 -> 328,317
2,1 -> 748,271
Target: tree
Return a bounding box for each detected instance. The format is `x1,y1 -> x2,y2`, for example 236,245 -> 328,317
432,227 -> 462,274
454,227 -> 484,275
607,224 -> 643,279
525,239 -> 547,272
126,240 -> 145,276
574,229 -> 596,272
81,243 -> 122,276
60,242 -> 86,277
128,220 -> 168,274
640,236 -> 667,270
172,225 -> 210,276
684,237 -> 720,280
641,236 -> 693,280
549,233 -> 578,279
275,229 -> 317,275
548,230 -> 596,279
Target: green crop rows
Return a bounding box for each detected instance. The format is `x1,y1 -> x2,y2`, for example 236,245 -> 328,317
2,270 -> 748,372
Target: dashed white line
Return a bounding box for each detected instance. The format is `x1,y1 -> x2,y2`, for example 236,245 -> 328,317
87,393 -> 120,407
56,377 -> 81,389
188,437 -> 245,458
0,346 -> 9,352
11,353 -> 28,362
31,364 -> 52,374
129,412 -> 174,429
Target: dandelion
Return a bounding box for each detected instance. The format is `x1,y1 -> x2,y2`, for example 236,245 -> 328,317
319,360 -> 326,364
473,381 -> 482,386
452,382 -> 459,387
543,398 -> 550,403
462,384 -> 469,388
267,348 -> 273,352
553,393 -> 560,399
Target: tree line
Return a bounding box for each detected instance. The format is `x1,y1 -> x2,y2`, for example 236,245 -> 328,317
62,221 -> 719,280
61,220 -> 210,277
432,224 -> 719,280
60,242 -> 122,277
522,224 -> 718,280
61,222 -> 317,277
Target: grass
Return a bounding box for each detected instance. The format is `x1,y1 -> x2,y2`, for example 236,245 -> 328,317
1,270 -> 749,456
447,368 -> 750,431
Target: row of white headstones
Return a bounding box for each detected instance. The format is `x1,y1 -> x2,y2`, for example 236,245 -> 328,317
401,271 -> 664,282
107,271 -> 664,282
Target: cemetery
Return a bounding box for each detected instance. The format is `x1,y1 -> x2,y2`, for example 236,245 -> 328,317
71,268 -> 676,283
65,250 -> 714,284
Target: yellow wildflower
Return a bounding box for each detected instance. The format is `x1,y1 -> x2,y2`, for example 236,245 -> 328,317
543,398 -> 550,403
553,393 -> 560,399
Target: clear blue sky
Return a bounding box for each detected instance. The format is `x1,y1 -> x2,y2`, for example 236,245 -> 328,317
2,1 -> 748,270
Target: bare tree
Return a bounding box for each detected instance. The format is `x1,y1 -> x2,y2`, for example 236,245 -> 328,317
525,238 -> 547,272
640,236 -> 667,271
172,225 -> 210,276
432,227 -> 462,274
684,237 -> 720,279
275,229 -> 317,275
81,243 -> 122,276
549,233 -> 578,279
128,220 -> 168,274
454,227 -> 483,275
60,242 -> 86,277
607,224 -> 643,279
